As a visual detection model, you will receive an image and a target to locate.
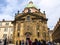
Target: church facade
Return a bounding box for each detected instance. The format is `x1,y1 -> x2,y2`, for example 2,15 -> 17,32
12,1 -> 49,45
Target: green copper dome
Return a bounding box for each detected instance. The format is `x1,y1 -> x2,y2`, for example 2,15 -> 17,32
26,1 -> 37,8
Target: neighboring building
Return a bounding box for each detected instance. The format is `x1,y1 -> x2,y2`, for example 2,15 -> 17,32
52,18 -> 60,43
12,1 -> 49,45
48,29 -> 53,42
0,19 -> 14,41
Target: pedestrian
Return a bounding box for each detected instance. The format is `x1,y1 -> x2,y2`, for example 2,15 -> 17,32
32,39 -> 38,45
21,40 -> 24,45
19,40 -> 21,45
28,39 -> 32,45
25,39 -> 29,45
38,40 -> 42,45
41,40 -> 46,45
4,38 -> 7,45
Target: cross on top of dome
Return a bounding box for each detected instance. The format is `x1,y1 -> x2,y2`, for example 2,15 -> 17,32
26,1 -> 37,8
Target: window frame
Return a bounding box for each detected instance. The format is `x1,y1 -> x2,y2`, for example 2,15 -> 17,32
4,28 -> 8,32
5,22 -> 9,26
27,16 -> 30,21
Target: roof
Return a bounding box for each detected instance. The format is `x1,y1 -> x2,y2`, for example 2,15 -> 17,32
0,19 -> 13,22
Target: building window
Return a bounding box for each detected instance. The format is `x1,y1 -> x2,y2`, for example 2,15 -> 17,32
5,22 -> 9,26
27,16 -> 30,21
4,28 -> 8,32
11,28 -> 14,31
17,33 -> 20,37
0,22 -> 2,26
37,32 -> 40,37
3,34 -> 7,38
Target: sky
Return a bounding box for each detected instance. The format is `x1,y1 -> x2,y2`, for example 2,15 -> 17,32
0,0 -> 60,30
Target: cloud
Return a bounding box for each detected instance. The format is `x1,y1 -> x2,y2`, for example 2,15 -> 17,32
27,0 -> 60,29
0,14 -> 14,21
0,0 -> 8,6
0,0 -> 18,20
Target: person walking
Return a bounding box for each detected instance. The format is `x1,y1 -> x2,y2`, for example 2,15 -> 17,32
41,40 -> 46,45
25,39 -> 29,45
4,38 -> 7,45
32,39 -> 39,45
38,40 -> 42,45
28,39 -> 32,45
21,40 -> 24,45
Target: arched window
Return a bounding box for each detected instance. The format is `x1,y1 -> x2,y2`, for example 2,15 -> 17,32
5,22 -> 9,26
37,32 -> 40,37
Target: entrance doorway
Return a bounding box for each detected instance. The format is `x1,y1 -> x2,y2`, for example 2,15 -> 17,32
25,32 -> 31,40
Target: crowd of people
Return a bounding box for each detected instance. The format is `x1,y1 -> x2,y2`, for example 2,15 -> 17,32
2,38 -> 56,45
19,38 -> 54,45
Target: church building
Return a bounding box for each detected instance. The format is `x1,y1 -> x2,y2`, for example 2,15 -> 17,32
12,1 -> 49,45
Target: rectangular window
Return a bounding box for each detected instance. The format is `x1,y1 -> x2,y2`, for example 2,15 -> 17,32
37,32 -> 40,37
10,28 -> 14,31
17,33 -> 20,37
10,34 -> 13,39
5,22 -> 9,26
3,34 -> 7,38
4,28 -> 8,32
27,16 -> 30,21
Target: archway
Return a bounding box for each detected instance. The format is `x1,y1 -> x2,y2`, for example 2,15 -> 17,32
25,32 -> 32,40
